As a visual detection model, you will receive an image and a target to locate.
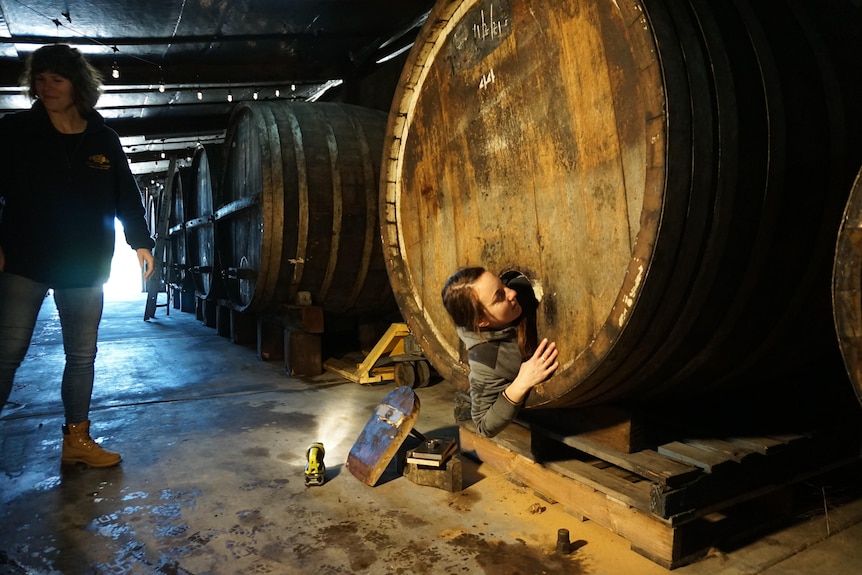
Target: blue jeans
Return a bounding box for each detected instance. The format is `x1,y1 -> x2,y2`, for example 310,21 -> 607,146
0,272 -> 103,423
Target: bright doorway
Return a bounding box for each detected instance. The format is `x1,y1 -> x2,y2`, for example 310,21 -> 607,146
104,218 -> 148,302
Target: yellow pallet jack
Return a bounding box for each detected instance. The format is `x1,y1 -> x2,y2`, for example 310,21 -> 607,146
323,323 -> 433,387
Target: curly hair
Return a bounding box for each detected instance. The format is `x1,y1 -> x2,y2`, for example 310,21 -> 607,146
20,44 -> 103,115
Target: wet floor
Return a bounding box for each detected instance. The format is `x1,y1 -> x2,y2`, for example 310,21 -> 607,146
1,293 -> 861,575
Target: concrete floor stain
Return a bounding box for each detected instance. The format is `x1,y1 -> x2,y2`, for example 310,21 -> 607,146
448,532 -> 584,575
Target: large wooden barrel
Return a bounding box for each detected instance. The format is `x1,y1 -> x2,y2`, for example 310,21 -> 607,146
166,165 -> 191,289
217,100 -> 395,318
382,0 -> 862,408
186,144 -> 223,300
833,166 -> 862,408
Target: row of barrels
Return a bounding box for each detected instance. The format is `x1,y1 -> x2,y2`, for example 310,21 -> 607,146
149,0 -> 862,411
155,101 -> 397,323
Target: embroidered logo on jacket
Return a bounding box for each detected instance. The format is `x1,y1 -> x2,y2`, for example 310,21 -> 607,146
87,154 -> 111,170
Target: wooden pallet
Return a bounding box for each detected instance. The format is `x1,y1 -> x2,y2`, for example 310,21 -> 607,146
459,419 -> 860,569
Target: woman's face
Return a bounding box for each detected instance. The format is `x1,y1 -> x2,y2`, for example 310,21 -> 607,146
35,71 -> 76,114
473,271 -> 521,329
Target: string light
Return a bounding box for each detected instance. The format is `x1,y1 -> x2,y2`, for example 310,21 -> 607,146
20,6 -> 317,107
110,45 -> 120,78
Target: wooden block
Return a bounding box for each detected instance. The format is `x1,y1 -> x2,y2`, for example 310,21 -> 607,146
257,319 -> 285,361
230,309 -> 256,346
520,405 -> 647,453
215,302 -> 231,337
273,305 -> 325,333
286,331 -> 322,376
196,297 -> 217,328
179,290 -> 196,313
300,306 -> 324,334
403,454 -> 463,492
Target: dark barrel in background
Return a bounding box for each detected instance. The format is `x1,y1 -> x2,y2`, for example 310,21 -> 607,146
833,166 -> 862,408
186,144 -> 223,301
217,100 -> 396,319
166,165 -> 191,290
381,0 -> 862,408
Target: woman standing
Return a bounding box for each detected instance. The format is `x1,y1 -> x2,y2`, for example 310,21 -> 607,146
0,44 -> 155,467
442,267 -> 559,437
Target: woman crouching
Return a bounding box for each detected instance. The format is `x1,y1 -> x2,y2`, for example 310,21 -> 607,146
441,267 -> 559,437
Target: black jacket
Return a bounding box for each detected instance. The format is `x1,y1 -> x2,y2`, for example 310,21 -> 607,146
0,101 -> 154,288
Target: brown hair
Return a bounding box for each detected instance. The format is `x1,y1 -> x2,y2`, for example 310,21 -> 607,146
441,266 -> 537,358
21,44 -> 103,115
441,266 -> 486,334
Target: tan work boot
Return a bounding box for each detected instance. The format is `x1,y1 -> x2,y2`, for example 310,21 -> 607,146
61,420 -> 122,468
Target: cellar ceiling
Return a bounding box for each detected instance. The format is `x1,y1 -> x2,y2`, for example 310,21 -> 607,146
0,0 -> 434,178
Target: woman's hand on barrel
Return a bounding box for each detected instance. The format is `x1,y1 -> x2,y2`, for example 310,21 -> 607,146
526,338 -> 559,381
505,338 -> 559,403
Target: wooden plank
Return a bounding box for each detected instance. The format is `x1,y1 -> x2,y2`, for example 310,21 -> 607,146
542,458 -> 656,516
681,438 -> 760,464
657,441 -> 738,473
531,429 -> 703,487
346,387 -> 420,486
764,433 -> 811,446
725,436 -> 792,455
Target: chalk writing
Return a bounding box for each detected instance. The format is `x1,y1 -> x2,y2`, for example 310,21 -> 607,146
473,4 -> 510,42
479,68 -> 496,90
446,0 -> 511,74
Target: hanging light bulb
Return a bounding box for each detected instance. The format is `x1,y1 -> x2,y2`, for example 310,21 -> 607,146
291,84 -> 296,91
158,67 -> 165,93
197,89 -> 203,100
227,89 -> 233,103
111,61 -> 120,79
274,88 -> 280,98
253,88 -> 259,100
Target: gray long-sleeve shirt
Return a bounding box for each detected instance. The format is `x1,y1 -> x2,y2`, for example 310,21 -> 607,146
457,325 -> 525,437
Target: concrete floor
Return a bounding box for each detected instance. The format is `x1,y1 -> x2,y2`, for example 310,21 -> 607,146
1,292 -> 861,575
